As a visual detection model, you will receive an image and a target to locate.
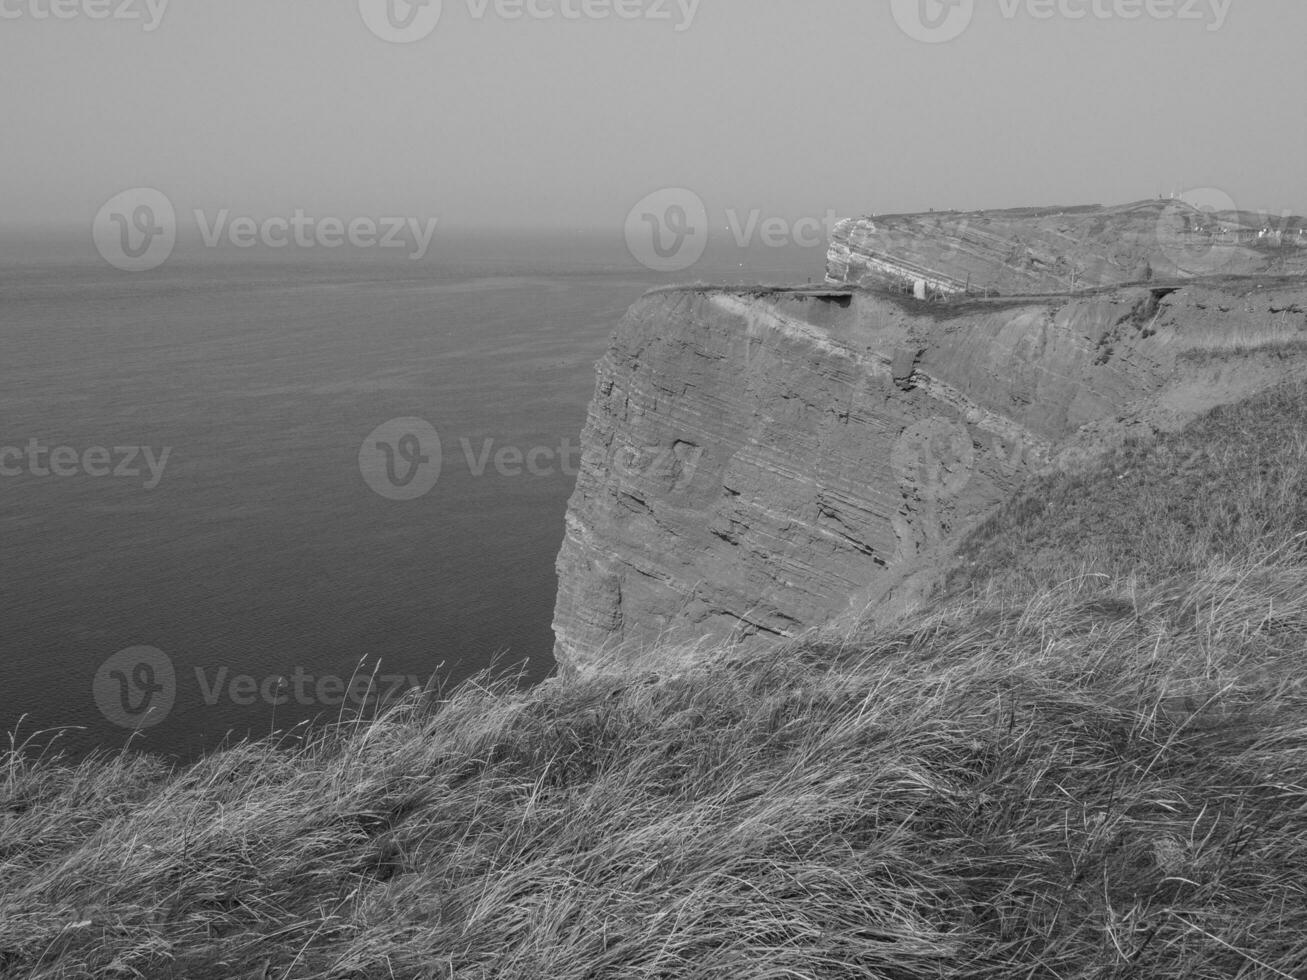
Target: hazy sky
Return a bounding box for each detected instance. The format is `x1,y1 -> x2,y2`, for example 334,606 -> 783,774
3,0 -> 1305,235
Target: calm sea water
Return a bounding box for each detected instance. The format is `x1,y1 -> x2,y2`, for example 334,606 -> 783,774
0,233 -> 823,759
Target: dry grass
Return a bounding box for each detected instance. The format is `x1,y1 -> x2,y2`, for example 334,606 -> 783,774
951,380 -> 1307,594
5,390 -> 1307,978
1177,314 -> 1307,359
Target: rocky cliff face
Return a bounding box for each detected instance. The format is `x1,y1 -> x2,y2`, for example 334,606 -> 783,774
827,200 -> 1307,296
554,209 -> 1307,674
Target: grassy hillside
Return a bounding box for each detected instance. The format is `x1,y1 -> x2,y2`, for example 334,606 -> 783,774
950,379 -> 1307,593
4,387 -> 1307,979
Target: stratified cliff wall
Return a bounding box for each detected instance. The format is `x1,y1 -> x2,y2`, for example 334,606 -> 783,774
554,277 -> 1307,672
827,200 -> 1307,295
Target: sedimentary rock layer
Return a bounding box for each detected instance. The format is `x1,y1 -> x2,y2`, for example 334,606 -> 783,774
827,200 -> 1307,296
553,278 -> 1307,672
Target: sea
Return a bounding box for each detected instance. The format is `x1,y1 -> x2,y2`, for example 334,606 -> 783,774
0,231 -> 824,760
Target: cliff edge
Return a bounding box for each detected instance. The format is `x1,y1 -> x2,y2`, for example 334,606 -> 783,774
554,204 -> 1307,673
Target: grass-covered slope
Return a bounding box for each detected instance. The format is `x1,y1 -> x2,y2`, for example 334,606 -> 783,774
951,379 -> 1307,592
4,387 -> 1307,979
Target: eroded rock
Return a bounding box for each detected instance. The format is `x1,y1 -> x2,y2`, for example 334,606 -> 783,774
553,211 -> 1307,674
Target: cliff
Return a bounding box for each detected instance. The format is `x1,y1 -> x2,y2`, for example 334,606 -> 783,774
554,271 -> 1307,672
826,200 -> 1307,296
